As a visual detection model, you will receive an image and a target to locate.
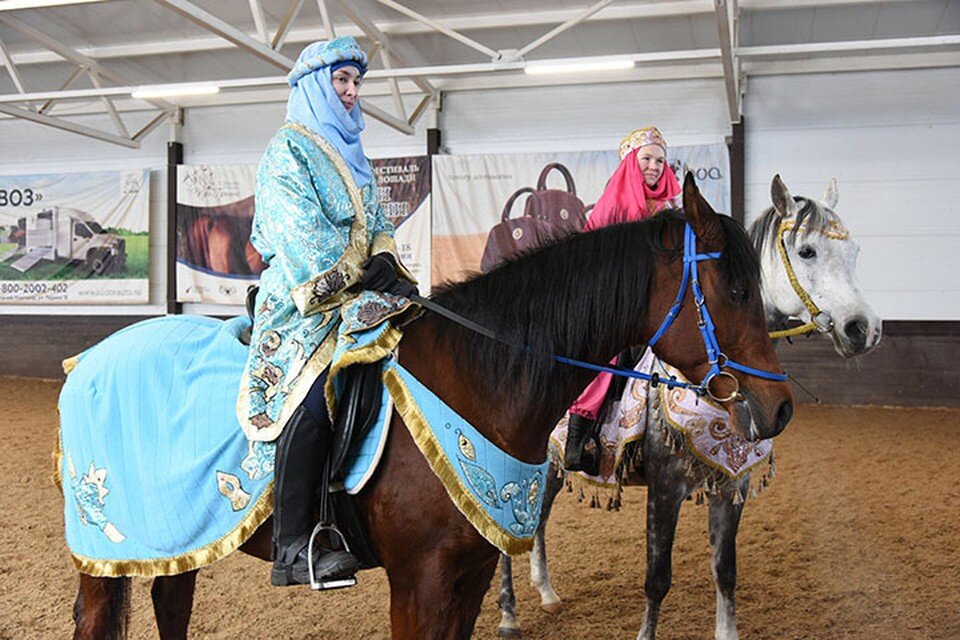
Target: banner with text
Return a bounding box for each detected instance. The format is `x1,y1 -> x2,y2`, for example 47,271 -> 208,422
431,145 -> 728,284
176,157 -> 431,305
0,170 -> 150,304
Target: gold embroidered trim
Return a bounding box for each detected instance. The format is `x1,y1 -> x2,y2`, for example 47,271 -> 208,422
62,355 -> 79,375
238,329 -> 337,442
323,325 -> 403,419
71,483 -> 274,578
383,366 -> 535,556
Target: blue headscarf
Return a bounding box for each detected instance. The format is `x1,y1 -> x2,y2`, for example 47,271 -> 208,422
286,37 -> 372,188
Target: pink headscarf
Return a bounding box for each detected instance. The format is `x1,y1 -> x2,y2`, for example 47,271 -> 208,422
585,148 -> 682,231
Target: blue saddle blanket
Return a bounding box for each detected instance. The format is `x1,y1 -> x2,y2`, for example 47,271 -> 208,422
57,314 -> 392,577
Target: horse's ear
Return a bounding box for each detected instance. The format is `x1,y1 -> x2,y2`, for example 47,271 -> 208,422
771,174 -> 800,219
823,178 -> 839,209
683,172 -> 723,247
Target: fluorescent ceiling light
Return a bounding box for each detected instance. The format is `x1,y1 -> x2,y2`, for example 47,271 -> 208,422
524,59 -> 635,75
0,0 -> 107,10
131,84 -> 221,99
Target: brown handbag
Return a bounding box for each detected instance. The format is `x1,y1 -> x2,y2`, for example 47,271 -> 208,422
524,163 -> 587,233
479,163 -> 588,272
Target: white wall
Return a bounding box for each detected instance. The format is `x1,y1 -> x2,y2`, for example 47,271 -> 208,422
744,67 -> 960,321
1,69 -> 956,320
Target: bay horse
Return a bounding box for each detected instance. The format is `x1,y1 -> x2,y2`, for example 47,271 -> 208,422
495,175 -> 882,640
67,175 -> 793,640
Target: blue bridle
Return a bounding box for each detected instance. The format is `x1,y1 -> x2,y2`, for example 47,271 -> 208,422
414,222 -> 788,403
550,223 -> 787,402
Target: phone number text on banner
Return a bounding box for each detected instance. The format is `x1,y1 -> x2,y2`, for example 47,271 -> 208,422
0,170 -> 150,304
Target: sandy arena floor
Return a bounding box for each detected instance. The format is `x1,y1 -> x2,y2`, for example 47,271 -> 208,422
1,376 -> 957,639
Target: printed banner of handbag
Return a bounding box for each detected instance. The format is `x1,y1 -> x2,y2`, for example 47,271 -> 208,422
479,163 -> 588,272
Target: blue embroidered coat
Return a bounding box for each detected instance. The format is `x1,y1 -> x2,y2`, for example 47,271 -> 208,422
238,122 -> 411,441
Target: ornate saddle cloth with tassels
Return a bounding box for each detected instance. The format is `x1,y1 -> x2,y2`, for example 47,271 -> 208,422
550,349 -> 774,510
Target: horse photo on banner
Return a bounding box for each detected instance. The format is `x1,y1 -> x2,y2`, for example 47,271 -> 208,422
0,170 -> 150,304
431,145 -> 729,284
176,158 -> 432,305
176,165 -> 264,305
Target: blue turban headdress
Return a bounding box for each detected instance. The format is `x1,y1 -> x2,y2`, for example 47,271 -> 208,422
285,37 -> 372,187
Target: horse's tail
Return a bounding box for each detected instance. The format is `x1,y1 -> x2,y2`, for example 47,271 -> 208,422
74,575 -> 131,640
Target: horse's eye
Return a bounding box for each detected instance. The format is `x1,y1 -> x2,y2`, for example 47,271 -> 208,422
729,287 -> 748,302
798,246 -> 817,259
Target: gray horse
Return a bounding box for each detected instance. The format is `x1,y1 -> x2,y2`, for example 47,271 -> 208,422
496,175 -> 882,640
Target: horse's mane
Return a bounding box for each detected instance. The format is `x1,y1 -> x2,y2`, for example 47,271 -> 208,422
431,209 -> 760,404
749,196 -> 841,254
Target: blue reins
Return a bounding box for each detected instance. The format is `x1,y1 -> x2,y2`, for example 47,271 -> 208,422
413,222 -> 787,402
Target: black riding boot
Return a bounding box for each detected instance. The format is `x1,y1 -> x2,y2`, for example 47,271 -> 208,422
564,413 -> 601,476
271,405 -> 359,588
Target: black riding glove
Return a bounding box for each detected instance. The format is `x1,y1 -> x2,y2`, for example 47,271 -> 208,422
385,278 -> 419,299
359,253 -> 399,292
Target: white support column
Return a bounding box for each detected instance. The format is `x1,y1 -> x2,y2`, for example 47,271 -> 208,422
151,0 -> 294,69
714,0 -> 740,123
517,0 -> 615,59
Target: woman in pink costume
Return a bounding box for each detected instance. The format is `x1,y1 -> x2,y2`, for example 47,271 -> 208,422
564,126 -> 682,474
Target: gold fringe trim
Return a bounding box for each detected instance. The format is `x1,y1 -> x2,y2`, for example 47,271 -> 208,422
72,483 -> 274,578
383,366 -> 535,556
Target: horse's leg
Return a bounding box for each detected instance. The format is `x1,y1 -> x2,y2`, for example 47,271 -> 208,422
151,571 -> 198,640
496,555 -> 521,638
497,454 -> 566,636
73,575 -> 131,640
529,460 -> 565,614
637,440 -> 691,640
709,476 -> 748,640
389,550 -> 500,640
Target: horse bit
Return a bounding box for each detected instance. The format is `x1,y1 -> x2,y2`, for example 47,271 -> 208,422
413,223 -> 787,405
767,218 -> 849,339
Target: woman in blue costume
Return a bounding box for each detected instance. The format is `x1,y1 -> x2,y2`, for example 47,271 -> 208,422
238,37 -> 416,588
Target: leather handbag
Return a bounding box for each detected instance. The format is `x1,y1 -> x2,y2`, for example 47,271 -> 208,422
479,163 -> 587,272
524,163 -> 587,233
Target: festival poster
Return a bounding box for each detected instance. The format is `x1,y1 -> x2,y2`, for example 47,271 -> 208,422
431,144 -> 729,285
0,169 -> 150,304
176,157 -> 432,305
175,165 -> 262,305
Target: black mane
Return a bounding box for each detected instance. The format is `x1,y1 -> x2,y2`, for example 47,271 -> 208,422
431,209 -> 760,404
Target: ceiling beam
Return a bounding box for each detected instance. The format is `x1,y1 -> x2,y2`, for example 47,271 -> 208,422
333,0 -> 437,96
373,0 -> 498,59
151,0 -> 294,70
248,0 -> 270,45
517,0 -> 616,59
714,0 -> 740,123
271,0 -> 305,51
0,103 -> 139,148
0,13 -> 173,112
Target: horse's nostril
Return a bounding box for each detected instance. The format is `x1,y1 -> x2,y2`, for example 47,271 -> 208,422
844,318 -> 868,342
776,400 -> 793,433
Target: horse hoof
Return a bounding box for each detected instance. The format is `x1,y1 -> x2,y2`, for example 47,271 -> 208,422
541,601 -> 563,615
497,625 -> 522,638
